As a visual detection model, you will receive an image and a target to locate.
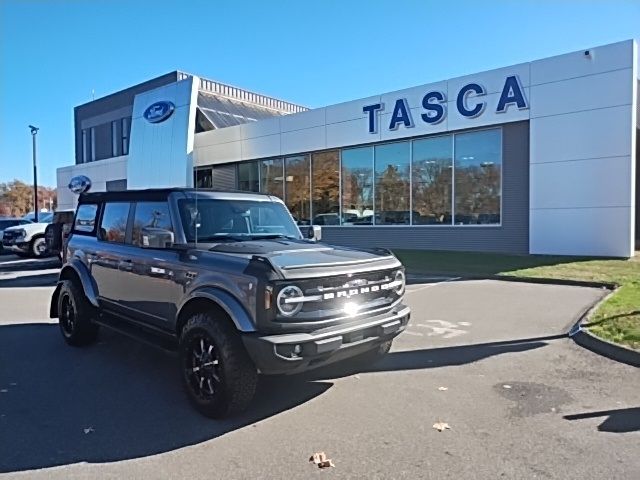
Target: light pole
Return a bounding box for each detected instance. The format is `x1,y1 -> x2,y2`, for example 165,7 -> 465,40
29,125 -> 39,222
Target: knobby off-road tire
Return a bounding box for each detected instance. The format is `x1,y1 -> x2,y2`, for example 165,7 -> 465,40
57,280 -> 99,346
179,312 -> 258,418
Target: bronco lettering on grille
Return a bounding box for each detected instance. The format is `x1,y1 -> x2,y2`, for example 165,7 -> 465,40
321,278 -> 399,300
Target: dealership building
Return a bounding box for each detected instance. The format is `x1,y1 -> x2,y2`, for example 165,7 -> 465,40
57,39 -> 639,257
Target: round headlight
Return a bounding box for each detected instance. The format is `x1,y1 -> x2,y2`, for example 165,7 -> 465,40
277,285 -> 303,316
394,270 -> 405,296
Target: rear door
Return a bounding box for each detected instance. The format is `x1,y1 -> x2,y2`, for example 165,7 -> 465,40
91,201 -> 135,316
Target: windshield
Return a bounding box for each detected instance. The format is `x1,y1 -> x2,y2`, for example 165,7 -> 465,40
177,198 -> 301,242
22,212 -> 53,223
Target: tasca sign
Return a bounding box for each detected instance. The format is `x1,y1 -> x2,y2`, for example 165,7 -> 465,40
143,101 -> 175,123
363,75 -> 528,133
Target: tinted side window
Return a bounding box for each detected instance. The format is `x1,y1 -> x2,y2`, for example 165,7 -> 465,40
73,204 -> 98,233
99,203 -> 130,243
132,202 -> 173,246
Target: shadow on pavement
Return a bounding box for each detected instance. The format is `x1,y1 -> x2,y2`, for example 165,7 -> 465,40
0,325 -> 553,473
564,407 -> 640,433
0,256 -> 61,272
0,324 -> 331,473
0,272 -> 59,288
308,335 -> 557,380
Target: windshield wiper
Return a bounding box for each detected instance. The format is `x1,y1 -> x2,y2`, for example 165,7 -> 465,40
248,234 -> 297,240
197,234 -> 250,242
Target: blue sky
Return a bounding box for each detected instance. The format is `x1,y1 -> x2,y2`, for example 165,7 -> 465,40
1,0 -> 638,187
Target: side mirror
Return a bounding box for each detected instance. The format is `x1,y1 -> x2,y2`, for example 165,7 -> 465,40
141,227 -> 174,249
307,225 -> 322,242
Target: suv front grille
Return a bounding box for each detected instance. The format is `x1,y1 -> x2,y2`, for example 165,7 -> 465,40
277,269 -> 401,322
2,231 -> 19,242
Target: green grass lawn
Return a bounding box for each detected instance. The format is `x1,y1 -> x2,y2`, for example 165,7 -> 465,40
394,249 -> 640,350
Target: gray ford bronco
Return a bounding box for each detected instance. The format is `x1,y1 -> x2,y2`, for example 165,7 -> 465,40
50,188 -> 410,418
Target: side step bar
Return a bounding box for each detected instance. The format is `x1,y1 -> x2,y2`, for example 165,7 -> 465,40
94,313 -> 178,354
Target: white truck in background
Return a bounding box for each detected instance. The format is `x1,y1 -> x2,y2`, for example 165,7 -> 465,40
1,212 -> 53,257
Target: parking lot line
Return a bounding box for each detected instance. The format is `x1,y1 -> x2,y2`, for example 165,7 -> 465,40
406,276 -> 461,295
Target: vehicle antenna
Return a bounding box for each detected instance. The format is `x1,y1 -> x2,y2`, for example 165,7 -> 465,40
194,171 -> 198,248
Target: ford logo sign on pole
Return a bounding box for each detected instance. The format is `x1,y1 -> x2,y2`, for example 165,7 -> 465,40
68,175 -> 92,194
143,101 -> 175,123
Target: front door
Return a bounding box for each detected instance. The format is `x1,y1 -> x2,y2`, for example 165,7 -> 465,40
119,201 -> 186,330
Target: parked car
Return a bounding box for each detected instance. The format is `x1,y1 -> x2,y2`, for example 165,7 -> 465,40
50,188 -> 410,418
2,213 -> 53,257
0,217 -> 32,254
22,211 -> 54,223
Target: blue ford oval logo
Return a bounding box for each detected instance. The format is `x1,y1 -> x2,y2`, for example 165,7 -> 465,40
143,101 -> 175,123
68,175 -> 92,194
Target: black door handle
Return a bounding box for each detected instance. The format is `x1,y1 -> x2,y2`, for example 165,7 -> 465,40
118,259 -> 133,271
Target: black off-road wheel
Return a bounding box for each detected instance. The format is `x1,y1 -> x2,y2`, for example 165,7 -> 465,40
179,312 -> 258,418
57,280 -> 99,346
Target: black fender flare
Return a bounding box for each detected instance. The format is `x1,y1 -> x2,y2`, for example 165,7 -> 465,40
177,287 -> 256,333
50,261 -> 99,318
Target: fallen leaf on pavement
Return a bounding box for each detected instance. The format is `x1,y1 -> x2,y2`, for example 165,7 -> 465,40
433,422 -> 451,432
309,452 -> 335,469
438,387 -> 448,391
83,427 -> 94,434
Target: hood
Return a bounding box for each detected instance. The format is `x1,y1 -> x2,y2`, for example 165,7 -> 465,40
4,223 -> 49,234
208,239 -> 401,279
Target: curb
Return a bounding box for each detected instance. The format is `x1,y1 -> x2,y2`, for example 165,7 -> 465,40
568,290 -> 640,368
571,329 -> 640,368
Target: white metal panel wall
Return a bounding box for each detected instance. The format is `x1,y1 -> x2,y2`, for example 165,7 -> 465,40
191,39 -> 638,257
529,40 -> 636,257
56,156 -> 128,210
127,76 -> 199,189
193,64 -> 533,162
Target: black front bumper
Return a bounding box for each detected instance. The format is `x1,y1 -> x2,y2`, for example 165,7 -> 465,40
2,240 -> 29,253
242,304 -> 410,375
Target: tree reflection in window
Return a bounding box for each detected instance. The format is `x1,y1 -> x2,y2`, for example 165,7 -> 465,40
99,202 -> 130,243
412,136 -> 452,224
311,150 -> 339,225
454,129 -> 502,225
375,142 -> 410,225
341,147 -> 373,225
284,155 -> 311,225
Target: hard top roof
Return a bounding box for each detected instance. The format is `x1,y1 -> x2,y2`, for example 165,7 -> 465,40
78,188 -> 276,204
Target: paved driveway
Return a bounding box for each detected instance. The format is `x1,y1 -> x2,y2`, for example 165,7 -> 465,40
0,261 -> 638,479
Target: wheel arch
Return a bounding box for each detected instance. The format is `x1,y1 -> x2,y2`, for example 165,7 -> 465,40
50,262 -> 99,318
176,288 -> 256,337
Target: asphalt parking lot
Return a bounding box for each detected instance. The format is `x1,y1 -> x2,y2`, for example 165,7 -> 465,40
0,254 -> 638,479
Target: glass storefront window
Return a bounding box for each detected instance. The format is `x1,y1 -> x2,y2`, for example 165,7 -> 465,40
412,136 -> 453,224
311,150 -> 340,225
284,155 -> 311,225
194,168 -> 213,188
238,161 -> 259,192
374,142 -> 410,225
236,127 -> 502,228
260,158 -> 284,200
454,129 -> 502,225
341,147 -> 373,225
